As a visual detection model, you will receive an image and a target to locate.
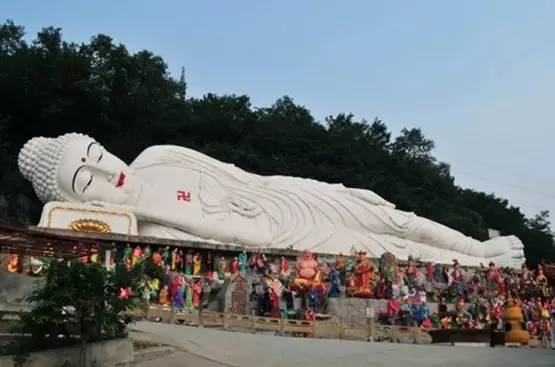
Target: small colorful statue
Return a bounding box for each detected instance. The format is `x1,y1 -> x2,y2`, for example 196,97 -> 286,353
192,281 -> 202,309
249,251 -> 266,274
328,266 -> 342,298
280,256 -> 290,278
269,287 -> 281,318
217,256 -> 227,279
162,246 -> 171,266
174,284 -> 185,309
123,244 -> 132,266
171,273 -> 183,300
451,260 -> 463,284
405,256 -> 418,286
185,250 -> 193,276
7,254 -> 19,272
205,252 -> 214,278
426,262 -> 434,283
186,282 -> 194,311
291,251 -> 320,290
159,285 -> 171,305
193,253 -> 202,276
335,253 -> 345,272
149,277 -> 160,300
433,263 -> 442,283
346,250 -> 374,298
229,257 -> 239,275
131,245 -> 144,268
171,248 -> 179,271
238,250 -> 248,274
201,280 -> 212,309
142,281 -> 151,303
144,245 -> 152,260
152,249 -> 162,267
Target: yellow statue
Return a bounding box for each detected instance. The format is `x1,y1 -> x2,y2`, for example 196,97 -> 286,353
504,298 -> 530,345
193,253 -> 202,275
158,285 -> 171,305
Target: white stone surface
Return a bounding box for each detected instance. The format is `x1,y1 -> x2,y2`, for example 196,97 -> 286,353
19,133 -> 526,267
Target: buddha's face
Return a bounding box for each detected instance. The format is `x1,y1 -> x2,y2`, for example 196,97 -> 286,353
57,136 -> 137,204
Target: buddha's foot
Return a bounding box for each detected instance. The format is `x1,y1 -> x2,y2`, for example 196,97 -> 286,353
484,235 -> 525,267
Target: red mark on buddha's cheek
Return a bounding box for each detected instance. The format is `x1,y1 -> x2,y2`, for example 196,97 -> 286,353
177,190 -> 191,202
81,157 -> 86,163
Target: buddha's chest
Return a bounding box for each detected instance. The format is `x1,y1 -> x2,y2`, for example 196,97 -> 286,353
136,166 -> 204,213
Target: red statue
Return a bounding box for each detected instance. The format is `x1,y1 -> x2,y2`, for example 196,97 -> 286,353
346,250 -> 374,298
426,262 -> 435,283
229,257 -> 239,275
152,250 -> 162,267
269,287 -> 281,318
192,281 -> 202,309
280,256 -> 290,276
7,254 -> 19,272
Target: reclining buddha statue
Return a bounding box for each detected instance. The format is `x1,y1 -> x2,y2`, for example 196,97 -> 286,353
18,133 -> 525,267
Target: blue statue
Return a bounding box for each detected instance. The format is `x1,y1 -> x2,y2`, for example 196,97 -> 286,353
328,267 -> 341,298
238,250 -> 248,274
433,263 -> 442,283
310,286 -> 322,314
174,285 -> 185,309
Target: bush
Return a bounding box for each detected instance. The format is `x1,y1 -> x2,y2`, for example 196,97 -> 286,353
11,260 -> 142,365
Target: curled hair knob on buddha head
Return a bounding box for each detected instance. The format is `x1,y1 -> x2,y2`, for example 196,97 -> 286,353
18,133 -> 90,203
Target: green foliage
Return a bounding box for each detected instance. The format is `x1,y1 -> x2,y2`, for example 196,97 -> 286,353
16,261 -> 141,349
0,20 -> 553,265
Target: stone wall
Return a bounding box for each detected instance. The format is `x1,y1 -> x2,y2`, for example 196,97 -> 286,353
327,298 -> 450,326
0,337 -> 133,367
0,271 -> 42,308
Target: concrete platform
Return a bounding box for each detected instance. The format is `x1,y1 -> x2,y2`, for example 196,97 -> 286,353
131,321 -> 554,367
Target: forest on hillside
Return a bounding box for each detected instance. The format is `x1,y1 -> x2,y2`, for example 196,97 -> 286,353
0,21 -> 553,265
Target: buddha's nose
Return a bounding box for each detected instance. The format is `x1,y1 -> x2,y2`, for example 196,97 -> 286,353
86,162 -> 116,177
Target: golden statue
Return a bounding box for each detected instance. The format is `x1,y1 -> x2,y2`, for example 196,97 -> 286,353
504,298 -> 530,345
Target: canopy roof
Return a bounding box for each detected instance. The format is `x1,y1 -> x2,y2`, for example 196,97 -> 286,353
0,222 -> 102,258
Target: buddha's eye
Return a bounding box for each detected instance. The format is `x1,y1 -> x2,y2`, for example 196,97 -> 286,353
75,169 -> 93,193
88,143 -> 103,162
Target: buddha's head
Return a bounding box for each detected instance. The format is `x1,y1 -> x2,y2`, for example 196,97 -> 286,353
18,133 -> 137,204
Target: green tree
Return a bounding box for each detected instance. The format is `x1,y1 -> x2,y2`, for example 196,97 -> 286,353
15,260 -> 141,366
392,127 -> 435,161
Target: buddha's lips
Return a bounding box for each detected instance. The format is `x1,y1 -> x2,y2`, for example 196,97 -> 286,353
116,172 -> 126,188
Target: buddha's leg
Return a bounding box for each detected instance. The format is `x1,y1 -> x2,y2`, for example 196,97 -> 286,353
401,215 -> 486,257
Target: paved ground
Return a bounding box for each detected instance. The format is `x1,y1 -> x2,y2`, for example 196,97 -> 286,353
131,321 -> 554,367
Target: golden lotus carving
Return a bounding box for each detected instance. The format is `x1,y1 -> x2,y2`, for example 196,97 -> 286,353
68,219 -> 112,233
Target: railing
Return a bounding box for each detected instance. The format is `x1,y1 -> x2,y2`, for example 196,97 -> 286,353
131,305 -> 432,343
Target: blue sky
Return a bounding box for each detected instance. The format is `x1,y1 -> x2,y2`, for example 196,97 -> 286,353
2,0 -> 554,220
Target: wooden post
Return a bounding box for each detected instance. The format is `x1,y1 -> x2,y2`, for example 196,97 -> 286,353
339,318 -> 345,340
366,306 -> 375,342
198,310 -> 204,328
312,319 -> 317,338
391,325 -> 396,343
169,306 -> 175,324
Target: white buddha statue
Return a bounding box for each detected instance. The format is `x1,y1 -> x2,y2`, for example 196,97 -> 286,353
18,133 -> 525,267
